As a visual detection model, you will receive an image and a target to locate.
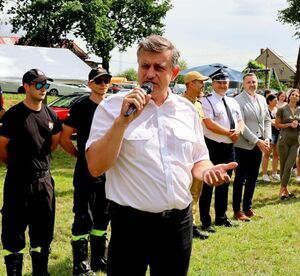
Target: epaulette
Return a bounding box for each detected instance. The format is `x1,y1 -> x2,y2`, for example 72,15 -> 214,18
203,94 -> 217,118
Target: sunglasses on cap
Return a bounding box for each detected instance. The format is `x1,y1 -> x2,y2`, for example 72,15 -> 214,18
93,77 -> 111,85
31,82 -> 50,90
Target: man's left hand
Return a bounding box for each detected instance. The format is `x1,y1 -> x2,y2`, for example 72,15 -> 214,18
202,162 -> 238,186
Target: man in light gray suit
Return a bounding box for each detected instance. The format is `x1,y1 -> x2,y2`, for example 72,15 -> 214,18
233,73 -> 272,221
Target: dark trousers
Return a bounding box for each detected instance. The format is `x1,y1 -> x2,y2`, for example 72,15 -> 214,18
199,138 -> 234,227
1,170 -> 55,252
72,160 -> 109,236
232,146 -> 262,212
107,202 -> 193,276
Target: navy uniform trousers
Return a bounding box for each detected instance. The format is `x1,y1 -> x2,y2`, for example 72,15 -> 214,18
199,137 -> 235,227
1,169 -> 55,252
72,159 -> 109,236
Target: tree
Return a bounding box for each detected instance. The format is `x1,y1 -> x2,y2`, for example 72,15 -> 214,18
119,68 -> 137,81
175,59 -> 188,84
0,0 -> 172,72
278,0 -> 300,88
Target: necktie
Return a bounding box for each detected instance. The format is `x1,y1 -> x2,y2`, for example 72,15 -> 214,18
222,97 -> 235,129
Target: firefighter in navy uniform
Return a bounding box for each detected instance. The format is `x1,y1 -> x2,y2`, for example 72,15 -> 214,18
0,69 -> 62,276
60,67 -> 111,275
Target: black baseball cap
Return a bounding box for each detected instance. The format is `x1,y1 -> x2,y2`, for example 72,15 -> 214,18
88,67 -> 112,81
22,69 -> 53,84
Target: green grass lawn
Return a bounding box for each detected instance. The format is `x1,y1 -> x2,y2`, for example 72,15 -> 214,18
0,94 -> 300,275
0,148 -> 299,275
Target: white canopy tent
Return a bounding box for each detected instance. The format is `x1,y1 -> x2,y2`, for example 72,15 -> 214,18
0,44 -> 92,84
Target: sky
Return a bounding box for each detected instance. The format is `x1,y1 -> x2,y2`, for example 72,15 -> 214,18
0,0 -> 299,75
107,0 -> 299,74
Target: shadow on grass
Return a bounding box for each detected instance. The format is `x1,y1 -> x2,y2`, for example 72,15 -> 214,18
231,179 -> 300,211
254,195 -> 299,209
256,179 -> 300,187
254,179 -> 300,209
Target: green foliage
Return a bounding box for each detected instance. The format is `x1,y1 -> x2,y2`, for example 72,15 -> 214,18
175,59 -> 188,84
270,77 -> 289,92
0,0 -> 6,11
109,0 -> 172,51
2,0 -> 172,71
277,0 -> 300,39
247,59 -> 265,70
278,0 -> 300,88
118,67 -> 137,81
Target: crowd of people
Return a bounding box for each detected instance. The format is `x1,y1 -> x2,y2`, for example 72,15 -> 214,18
0,35 -> 299,276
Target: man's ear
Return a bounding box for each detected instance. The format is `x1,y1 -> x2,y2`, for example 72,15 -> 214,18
172,66 -> 180,81
87,81 -> 92,90
23,84 -> 29,93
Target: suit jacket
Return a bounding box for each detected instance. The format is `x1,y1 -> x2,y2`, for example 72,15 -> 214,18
234,91 -> 272,150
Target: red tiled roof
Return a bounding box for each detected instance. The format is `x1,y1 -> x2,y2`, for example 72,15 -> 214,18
0,36 -> 20,45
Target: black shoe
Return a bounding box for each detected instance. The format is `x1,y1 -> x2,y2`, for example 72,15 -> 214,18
216,219 -> 238,227
288,193 -> 297,199
201,225 -> 216,233
280,194 -> 289,201
193,226 -> 209,240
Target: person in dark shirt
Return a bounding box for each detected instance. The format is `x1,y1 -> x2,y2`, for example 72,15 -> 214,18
0,69 -> 62,275
60,67 -> 111,275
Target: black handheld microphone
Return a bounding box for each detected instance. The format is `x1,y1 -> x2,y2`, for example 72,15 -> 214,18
124,82 -> 153,117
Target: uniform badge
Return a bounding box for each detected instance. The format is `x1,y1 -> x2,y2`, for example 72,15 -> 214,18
48,121 -> 54,130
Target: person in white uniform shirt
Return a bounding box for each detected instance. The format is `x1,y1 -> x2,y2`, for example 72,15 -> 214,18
199,71 -> 244,233
85,35 -> 237,276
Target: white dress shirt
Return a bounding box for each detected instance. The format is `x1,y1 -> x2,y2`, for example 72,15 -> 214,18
86,91 -> 209,212
201,91 -> 243,143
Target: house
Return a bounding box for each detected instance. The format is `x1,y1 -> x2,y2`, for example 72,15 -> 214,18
255,48 -> 296,85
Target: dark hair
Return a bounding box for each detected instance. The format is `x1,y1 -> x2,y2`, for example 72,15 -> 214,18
264,89 -> 271,98
266,94 -> 276,104
137,35 -> 180,67
287,89 -> 300,103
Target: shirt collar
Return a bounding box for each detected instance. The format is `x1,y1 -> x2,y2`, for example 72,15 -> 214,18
183,92 -> 197,103
245,91 -> 257,101
212,90 -> 224,100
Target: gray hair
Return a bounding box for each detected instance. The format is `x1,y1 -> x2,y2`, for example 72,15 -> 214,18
137,35 -> 180,68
